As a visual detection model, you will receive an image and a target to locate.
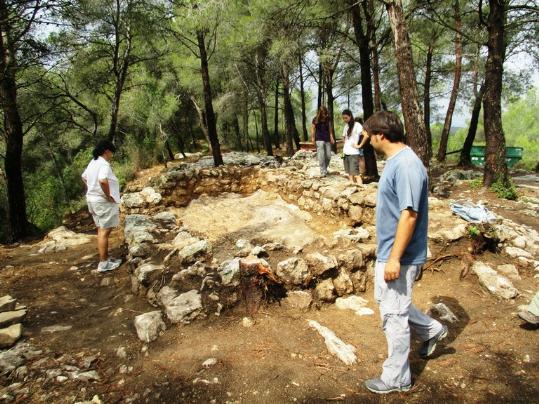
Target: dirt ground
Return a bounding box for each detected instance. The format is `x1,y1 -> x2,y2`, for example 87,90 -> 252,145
0,170 -> 538,403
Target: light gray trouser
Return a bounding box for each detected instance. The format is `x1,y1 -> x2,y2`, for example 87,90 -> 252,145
316,141 -> 332,175
374,261 -> 443,387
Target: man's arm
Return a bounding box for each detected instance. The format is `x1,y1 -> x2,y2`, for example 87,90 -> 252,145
99,179 -> 116,203
384,209 -> 417,281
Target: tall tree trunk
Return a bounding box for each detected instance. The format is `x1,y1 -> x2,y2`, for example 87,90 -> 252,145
459,83 -> 485,167
253,111 -> 260,153
385,0 -> 429,168
424,43 -> 434,160
0,1 -> 30,241
257,95 -> 273,156
197,30 -> 223,166
273,81 -> 280,148
350,0 -> 374,119
483,0 -> 507,186
282,66 -> 298,156
367,0 -> 382,112
243,96 -> 250,151
436,0 -> 463,162
298,54 -> 308,141
317,62 -> 324,111
233,114 -> 242,151
324,68 -> 337,153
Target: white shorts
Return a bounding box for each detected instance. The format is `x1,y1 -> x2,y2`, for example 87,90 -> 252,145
87,201 -> 119,229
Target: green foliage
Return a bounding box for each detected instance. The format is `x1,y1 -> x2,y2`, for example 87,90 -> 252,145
469,178 -> 483,189
468,225 -> 480,238
490,178 -> 518,200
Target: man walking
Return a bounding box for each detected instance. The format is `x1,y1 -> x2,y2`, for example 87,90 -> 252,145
362,111 -> 447,394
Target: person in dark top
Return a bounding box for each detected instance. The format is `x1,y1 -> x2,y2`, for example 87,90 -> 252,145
310,106 -> 335,177
355,116 -> 379,182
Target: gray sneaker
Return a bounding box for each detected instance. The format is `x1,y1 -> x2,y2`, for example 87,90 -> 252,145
518,310 -> 539,325
420,325 -> 448,358
97,260 -> 121,273
364,378 -> 411,394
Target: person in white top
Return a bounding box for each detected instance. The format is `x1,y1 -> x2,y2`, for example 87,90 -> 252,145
82,140 -> 122,273
341,109 -> 368,184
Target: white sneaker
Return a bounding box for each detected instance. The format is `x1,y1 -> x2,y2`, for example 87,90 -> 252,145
97,260 -> 121,273
108,257 -> 122,265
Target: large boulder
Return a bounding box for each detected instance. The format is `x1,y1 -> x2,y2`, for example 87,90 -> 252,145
218,258 -> 241,286
282,291 -> 312,310
333,270 -> 354,296
306,253 -> 338,277
472,262 -> 518,299
37,226 -> 94,253
0,296 -> 16,313
0,310 -> 26,328
134,263 -> 164,287
164,290 -> 203,324
314,279 -> 336,302
134,311 -> 166,343
276,258 -> 311,286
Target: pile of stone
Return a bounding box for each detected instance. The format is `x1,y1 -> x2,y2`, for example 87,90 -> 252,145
0,295 -> 26,349
37,227 -> 94,254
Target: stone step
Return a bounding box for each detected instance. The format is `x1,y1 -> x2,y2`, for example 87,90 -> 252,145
0,323 -> 22,349
0,310 -> 27,328
0,296 -> 16,313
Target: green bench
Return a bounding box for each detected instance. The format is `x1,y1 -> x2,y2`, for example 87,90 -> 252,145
470,145 -> 523,167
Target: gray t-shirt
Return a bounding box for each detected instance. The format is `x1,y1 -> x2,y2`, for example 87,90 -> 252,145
376,146 -> 428,265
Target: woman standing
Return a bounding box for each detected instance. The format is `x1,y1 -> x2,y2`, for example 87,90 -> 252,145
341,109 -> 367,184
82,140 -> 122,273
310,106 -> 335,177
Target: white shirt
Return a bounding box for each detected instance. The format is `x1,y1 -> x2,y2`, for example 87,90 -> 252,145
342,121 -> 363,155
82,157 -> 120,203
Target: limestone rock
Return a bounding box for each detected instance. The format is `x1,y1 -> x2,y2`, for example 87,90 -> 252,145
121,192 -> 145,208
333,228 -> 370,245
472,262 -> 518,299
165,290 -> 203,324
140,187 -> 162,205
134,311 -> 166,343
337,250 -> 364,272
335,295 -> 374,316
0,324 -> 22,348
348,205 -> 363,222
235,239 -> 254,257
306,253 -> 338,277
152,211 -> 177,226
314,279 -> 336,302
0,310 -> 26,328
333,270 -> 354,296
307,320 -> 357,365
0,296 -> 16,313
276,258 -> 311,285
431,224 -> 468,242
219,258 -> 241,286
496,264 -> 521,280
350,270 -> 368,293
283,291 -> 312,310
157,286 -> 178,306
134,263 -> 164,287
179,240 -> 210,264
250,246 -> 268,258
428,302 -> 458,323
37,226 -> 94,253
505,246 -> 533,259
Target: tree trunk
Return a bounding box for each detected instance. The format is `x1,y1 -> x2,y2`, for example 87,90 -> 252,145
385,0 -> 429,168
233,114 -> 242,151
256,95 -> 273,156
367,0 -> 382,112
459,83 -> 485,167
197,30 -> 223,166
243,96 -> 250,151
298,54 -> 308,141
436,0 -> 463,162
273,81 -> 280,148
424,43 -> 434,160
317,62 -> 323,111
482,0 -> 507,186
324,69 -> 337,153
282,67 -> 298,156
351,0 -> 374,119
0,1 -> 30,241
253,111 -> 260,153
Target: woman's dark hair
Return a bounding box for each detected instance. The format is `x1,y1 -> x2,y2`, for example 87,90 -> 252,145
92,140 -> 116,160
342,109 -> 354,138
363,111 -> 405,143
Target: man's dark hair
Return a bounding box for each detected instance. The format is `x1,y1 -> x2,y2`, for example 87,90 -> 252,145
92,140 -> 116,160
363,111 -> 405,143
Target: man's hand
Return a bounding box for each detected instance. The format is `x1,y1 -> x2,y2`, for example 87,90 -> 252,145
384,258 -> 401,281
106,195 -> 116,203
330,136 -> 335,145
